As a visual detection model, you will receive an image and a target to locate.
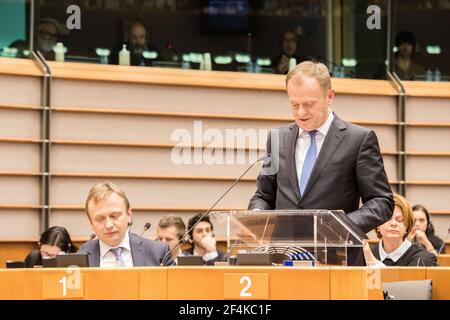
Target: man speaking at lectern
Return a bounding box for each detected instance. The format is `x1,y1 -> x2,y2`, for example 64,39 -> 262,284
248,62 -> 394,264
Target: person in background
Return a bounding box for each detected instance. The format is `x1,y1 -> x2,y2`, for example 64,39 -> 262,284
156,215 -> 186,262
393,31 -> 425,80
363,194 -> 437,267
7,40 -> 29,59
24,226 -> 77,268
36,19 -> 60,61
272,30 -> 304,74
123,21 -> 159,66
78,182 -> 173,267
408,204 -> 445,255
182,213 -> 227,265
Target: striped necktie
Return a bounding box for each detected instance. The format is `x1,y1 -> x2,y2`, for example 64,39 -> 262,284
109,247 -> 125,267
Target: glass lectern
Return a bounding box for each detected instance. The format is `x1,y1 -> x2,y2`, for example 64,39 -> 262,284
210,210 -> 366,266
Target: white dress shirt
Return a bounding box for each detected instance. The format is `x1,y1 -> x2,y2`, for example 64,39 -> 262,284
378,239 -> 412,263
99,232 -> 134,268
295,110 -> 334,188
194,248 -> 219,262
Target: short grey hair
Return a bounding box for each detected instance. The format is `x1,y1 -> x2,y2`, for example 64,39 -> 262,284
286,61 -> 332,93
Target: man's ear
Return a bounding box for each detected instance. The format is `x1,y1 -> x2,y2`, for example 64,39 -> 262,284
327,88 -> 335,105
127,208 -> 133,226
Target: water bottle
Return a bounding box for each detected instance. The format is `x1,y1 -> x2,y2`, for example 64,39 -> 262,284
203,52 -> 212,71
426,68 -> 433,81
100,56 -> 108,65
339,65 -> 345,78
119,44 -> 130,66
288,57 -> 297,72
182,60 -> 191,69
53,42 -> 66,62
434,68 -> 441,82
332,65 -> 339,77
246,61 -> 254,73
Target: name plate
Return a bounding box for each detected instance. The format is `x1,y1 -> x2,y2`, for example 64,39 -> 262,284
224,273 -> 269,299
42,268 -> 84,299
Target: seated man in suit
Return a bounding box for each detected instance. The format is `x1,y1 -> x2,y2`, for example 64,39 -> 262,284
363,194 -> 436,267
249,61 -> 394,265
156,215 -> 186,262
78,182 -> 173,267
182,213 -> 227,265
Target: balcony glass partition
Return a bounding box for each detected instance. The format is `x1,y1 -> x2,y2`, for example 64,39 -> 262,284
33,0 -> 331,73
0,0 -> 31,59
390,0 -> 450,81
3,0 -> 447,81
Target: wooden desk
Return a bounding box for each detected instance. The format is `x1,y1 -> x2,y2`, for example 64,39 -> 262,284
438,254 -> 450,267
0,267 -> 167,300
167,266 -> 332,300
0,267 -> 448,300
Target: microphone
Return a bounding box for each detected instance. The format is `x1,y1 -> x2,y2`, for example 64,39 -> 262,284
140,222 -> 151,237
162,156 -> 268,263
89,233 -> 96,240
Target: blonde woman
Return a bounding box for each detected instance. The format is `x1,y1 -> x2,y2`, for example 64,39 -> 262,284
363,194 -> 437,267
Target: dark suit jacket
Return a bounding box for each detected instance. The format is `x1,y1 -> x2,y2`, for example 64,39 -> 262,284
249,115 -> 394,234
182,247 -> 228,266
78,233 -> 174,267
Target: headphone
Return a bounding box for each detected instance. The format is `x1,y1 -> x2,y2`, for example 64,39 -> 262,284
128,216 -> 134,227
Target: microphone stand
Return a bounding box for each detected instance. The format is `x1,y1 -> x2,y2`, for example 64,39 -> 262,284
162,156 -> 266,263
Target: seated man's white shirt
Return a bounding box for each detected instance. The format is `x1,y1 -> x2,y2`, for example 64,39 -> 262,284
194,248 -> 218,262
99,232 -> 134,267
